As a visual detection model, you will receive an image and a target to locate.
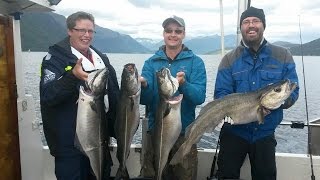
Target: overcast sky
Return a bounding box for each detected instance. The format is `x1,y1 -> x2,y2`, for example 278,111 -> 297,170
54,0 -> 320,43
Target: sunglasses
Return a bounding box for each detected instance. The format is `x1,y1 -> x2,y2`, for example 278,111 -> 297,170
164,29 -> 184,34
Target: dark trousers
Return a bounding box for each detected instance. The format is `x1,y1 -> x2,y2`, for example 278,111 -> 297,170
217,130 -> 277,180
55,152 -> 95,180
54,148 -> 112,180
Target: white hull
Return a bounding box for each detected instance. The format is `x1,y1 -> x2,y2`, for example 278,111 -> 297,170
1,1 -> 319,179
18,96 -> 320,180
41,144 -> 320,180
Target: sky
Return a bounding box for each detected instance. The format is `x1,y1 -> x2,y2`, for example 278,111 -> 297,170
54,0 -> 320,43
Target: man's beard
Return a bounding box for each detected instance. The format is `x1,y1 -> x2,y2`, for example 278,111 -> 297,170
242,28 -> 263,48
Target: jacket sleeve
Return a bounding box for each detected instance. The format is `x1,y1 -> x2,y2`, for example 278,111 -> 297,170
178,56 -> 206,105
280,49 -> 299,109
40,53 -> 80,107
214,55 -> 235,100
140,59 -> 155,106
105,62 -> 120,138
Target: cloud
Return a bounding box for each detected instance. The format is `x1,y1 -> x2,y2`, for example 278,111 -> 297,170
128,0 -> 152,8
54,0 -> 319,43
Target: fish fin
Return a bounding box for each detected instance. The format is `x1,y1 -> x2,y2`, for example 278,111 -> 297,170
115,166 -> 130,180
130,97 -> 134,111
89,100 -> 98,113
163,103 -> 171,117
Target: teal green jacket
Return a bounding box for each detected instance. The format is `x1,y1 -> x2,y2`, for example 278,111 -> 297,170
140,45 -> 207,133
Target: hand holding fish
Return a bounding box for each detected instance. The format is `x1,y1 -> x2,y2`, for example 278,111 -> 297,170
139,76 -> 147,87
216,116 -> 234,131
72,58 -> 89,81
176,71 -> 185,85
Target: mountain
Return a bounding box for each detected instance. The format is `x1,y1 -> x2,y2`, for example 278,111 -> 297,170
184,34 -> 236,54
135,34 -> 237,55
272,41 -> 299,49
20,12 -> 320,55
20,12 -> 151,53
20,12 -> 67,51
135,38 -> 162,52
289,38 -> 320,56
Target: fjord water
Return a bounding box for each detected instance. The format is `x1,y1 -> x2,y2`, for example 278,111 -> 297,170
24,52 -> 320,154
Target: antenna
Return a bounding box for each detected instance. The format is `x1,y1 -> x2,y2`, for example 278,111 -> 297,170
298,14 -> 316,180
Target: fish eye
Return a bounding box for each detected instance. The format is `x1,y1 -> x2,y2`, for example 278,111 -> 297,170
274,87 -> 281,92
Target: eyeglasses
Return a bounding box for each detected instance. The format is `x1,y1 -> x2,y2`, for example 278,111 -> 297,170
241,19 -> 262,26
164,29 -> 184,34
72,28 -> 96,35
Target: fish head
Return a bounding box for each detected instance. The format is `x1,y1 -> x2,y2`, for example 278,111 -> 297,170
121,63 -> 141,95
156,68 -> 179,99
86,68 -> 109,96
260,79 -> 297,110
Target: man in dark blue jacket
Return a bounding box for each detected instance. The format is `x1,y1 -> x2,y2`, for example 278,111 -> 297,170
214,7 -> 299,180
139,15 -> 206,180
40,11 -> 119,180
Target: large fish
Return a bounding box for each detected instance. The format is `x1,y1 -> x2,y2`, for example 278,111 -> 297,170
153,67 -> 182,180
114,63 -> 141,180
170,79 -> 297,165
75,68 -> 109,180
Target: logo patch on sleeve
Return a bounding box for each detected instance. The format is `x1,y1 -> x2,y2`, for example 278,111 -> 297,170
43,69 -> 56,84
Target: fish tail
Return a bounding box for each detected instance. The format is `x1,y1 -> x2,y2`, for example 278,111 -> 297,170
115,166 -> 130,180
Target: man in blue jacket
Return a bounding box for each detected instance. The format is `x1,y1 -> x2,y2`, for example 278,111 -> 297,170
214,7 -> 299,180
40,11 -> 119,179
139,15 -> 207,180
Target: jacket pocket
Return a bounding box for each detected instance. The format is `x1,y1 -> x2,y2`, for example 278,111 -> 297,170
260,70 -> 282,86
232,70 -> 249,93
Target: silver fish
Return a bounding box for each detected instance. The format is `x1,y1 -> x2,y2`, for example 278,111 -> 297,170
170,79 -> 297,165
75,68 -> 109,180
114,63 -> 141,180
153,67 -> 182,180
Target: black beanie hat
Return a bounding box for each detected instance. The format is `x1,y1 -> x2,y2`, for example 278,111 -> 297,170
240,6 -> 266,29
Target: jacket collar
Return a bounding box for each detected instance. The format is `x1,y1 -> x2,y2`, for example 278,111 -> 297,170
152,44 -> 193,61
241,39 -> 269,65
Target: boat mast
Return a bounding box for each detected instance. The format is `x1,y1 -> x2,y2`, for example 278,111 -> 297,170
219,0 -> 225,56
236,0 -> 250,45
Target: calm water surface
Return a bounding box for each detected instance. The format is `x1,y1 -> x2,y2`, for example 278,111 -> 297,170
23,52 -> 320,154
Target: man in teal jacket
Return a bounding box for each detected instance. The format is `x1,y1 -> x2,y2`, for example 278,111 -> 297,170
139,15 -> 206,180
214,7 -> 299,180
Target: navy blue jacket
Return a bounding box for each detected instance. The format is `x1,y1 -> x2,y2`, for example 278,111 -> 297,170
141,45 -> 206,133
214,40 -> 299,143
40,37 -> 119,156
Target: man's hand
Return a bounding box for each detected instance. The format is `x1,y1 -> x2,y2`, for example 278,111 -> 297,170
139,76 -> 147,87
280,97 -> 293,109
72,58 -> 88,81
176,71 -> 185,85
223,116 -> 234,125
216,116 -> 234,131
